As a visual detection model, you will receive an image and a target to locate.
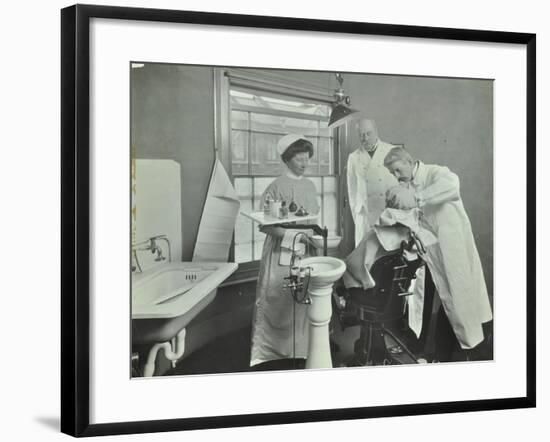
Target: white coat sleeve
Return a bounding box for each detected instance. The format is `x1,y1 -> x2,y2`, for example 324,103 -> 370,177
346,154 -> 358,223
416,166 -> 460,207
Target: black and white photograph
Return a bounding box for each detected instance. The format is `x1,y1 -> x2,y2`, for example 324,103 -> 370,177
51,2 -> 538,439
2,0 -> 547,438
130,63 -> 495,377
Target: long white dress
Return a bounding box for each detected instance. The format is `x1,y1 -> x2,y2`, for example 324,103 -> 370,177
411,161 -> 493,349
250,175 -> 320,367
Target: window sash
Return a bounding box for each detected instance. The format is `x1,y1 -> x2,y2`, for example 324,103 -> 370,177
226,69 -> 334,105
231,103 -> 330,123
217,71 -> 341,268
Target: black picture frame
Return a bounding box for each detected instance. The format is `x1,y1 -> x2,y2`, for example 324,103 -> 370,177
61,4 -> 536,437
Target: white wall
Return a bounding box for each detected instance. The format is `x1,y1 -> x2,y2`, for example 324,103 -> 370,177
2,1 -> 546,442
134,159 -> 182,269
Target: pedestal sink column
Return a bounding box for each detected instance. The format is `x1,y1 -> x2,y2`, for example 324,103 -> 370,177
300,256 -> 346,370
306,282 -> 334,369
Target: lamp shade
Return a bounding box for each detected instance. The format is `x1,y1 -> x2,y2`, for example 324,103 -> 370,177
328,104 -> 360,128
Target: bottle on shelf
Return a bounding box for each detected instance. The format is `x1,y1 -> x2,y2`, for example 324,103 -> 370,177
289,189 -> 298,213
295,206 -> 309,217
279,201 -> 289,219
271,199 -> 281,218
263,195 -> 272,215
289,200 -> 298,213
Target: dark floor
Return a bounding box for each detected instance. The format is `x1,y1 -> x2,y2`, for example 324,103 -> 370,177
166,322 -> 363,376
167,326 -> 253,376
166,317 -> 493,377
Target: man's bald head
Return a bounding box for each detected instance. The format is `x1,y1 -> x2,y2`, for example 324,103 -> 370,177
356,118 -> 379,150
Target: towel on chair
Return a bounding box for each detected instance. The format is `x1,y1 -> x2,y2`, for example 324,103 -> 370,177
342,208 -> 436,337
376,208 -> 437,250
342,225 -> 414,290
343,209 -> 436,290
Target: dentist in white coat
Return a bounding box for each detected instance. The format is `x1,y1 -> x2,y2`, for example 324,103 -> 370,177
346,118 -> 398,246
384,147 -> 493,353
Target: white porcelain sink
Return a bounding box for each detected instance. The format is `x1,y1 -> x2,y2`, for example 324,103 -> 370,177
310,235 -> 342,250
132,262 -> 237,319
300,256 -> 346,284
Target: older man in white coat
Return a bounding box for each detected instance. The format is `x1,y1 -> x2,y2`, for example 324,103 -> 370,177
384,147 -> 493,358
347,118 -> 398,246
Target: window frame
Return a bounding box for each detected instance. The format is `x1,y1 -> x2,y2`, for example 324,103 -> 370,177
213,68 -> 344,282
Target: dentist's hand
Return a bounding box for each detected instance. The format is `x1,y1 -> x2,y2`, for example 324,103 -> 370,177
386,185 -> 417,210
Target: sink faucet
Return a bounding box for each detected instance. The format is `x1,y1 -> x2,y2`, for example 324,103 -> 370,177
284,231 -> 312,305
133,235 -> 172,271
150,235 -> 171,262
150,237 -> 165,262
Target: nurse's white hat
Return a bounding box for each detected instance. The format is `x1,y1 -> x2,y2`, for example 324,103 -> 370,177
277,133 -> 307,156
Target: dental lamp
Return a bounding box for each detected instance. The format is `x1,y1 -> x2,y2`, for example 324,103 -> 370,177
328,73 -> 360,129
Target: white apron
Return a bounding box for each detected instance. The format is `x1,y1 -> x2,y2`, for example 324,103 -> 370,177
250,233 -> 312,366
249,175 -> 319,366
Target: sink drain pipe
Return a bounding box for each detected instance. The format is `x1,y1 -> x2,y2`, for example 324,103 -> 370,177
143,328 -> 186,377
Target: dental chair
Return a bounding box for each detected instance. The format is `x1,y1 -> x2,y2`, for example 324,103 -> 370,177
335,239 -> 424,366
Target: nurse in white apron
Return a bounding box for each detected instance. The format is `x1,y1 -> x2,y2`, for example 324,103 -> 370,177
250,134 -> 320,368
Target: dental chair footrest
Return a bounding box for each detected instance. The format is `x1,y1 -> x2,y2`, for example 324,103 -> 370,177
349,324 -> 417,366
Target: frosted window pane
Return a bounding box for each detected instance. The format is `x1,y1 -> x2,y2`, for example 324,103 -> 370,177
235,244 -> 252,263
253,178 -> 270,208
318,137 -> 331,164
231,130 -> 248,160
253,177 -> 275,210
324,176 -> 337,192
234,200 -> 252,245
250,133 -> 284,175
318,124 -> 332,137
253,229 -> 267,242
283,117 -> 318,136
249,113 -> 287,133
234,177 -> 252,198
323,192 -> 338,235
254,177 -> 276,193
231,129 -> 249,175
309,177 -> 322,194
304,137 -> 319,173
231,110 -> 249,130
254,238 -> 265,261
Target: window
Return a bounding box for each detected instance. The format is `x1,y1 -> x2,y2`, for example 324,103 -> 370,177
229,88 -> 339,264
